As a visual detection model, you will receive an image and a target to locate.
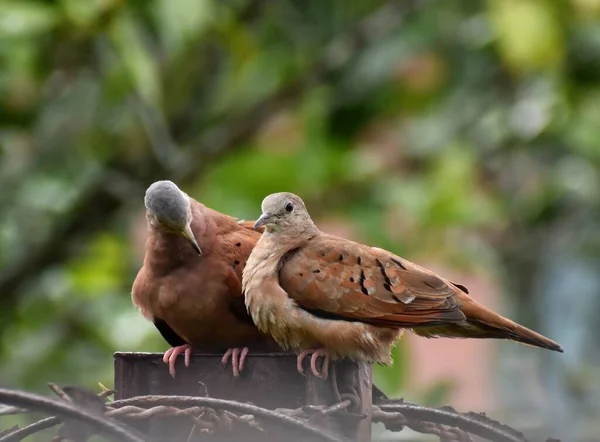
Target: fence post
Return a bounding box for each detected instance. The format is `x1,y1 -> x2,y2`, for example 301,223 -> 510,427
114,352 -> 372,442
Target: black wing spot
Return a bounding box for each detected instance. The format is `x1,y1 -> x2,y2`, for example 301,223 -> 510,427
299,273 -> 304,277
376,259 -> 393,290
235,242 -> 241,247
391,258 -> 407,270
312,269 -> 321,274
451,281 -> 469,294
234,260 -> 240,265
357,256 -> 362,265
349,277 -> 354,283
338,254 -> 344,261
359,269 -> 369,296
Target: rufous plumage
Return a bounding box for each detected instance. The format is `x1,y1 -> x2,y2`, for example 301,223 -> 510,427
242,192 -> 563,378
132,180 -> 276,377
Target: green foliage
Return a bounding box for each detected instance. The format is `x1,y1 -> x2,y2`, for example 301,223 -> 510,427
0,0 -> 599,439
372,340 -> 408,395
489,0 -> 565,73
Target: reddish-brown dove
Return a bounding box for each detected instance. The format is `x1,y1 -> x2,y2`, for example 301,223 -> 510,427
242,192 -> 563,378
132,180 -> 276,377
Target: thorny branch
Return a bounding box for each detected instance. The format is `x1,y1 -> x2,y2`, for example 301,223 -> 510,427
0,382 -> 562,442
0,388 -> 346,442
109,396 -> 345,442
110,405 -> 265,435
373,400 -> 530,442
0,388 -> 145,442
0,417 -> 59,442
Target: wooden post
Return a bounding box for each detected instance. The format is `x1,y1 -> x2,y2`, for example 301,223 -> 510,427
114,352 -> 372,442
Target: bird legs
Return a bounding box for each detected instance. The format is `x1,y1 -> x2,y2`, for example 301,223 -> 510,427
163,344 -> 193,378
297,348 -> 330,379
221,347 -> 249,378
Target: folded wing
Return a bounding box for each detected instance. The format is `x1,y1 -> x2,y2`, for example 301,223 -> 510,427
278,236 -> 466,328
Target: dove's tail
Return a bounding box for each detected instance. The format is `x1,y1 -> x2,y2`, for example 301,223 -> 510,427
413,293 -> 563,352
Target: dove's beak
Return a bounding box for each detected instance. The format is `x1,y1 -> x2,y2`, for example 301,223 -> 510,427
181,224 -> 202,255
254,213 -> 272,230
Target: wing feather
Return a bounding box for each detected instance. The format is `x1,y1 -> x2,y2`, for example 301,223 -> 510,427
278,235 -> 466,328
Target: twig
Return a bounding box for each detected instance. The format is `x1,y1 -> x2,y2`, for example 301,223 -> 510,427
0,388 -> 145,442
0,406 -> 27,417
374,402 -> 528,442
0,390 -> 549,442
0,417 -> 60,442
47,384 -> 71,402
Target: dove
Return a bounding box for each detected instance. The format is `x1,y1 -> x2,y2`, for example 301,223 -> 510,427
132,180 -> 276,377
242,192 -> 563,378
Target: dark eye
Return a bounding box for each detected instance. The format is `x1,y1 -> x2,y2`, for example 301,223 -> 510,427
285,202 -> 294,213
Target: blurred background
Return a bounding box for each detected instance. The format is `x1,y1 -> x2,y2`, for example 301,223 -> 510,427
0,0 -> 598,440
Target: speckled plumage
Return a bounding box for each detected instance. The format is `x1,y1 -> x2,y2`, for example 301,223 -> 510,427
243,192 -> 563,374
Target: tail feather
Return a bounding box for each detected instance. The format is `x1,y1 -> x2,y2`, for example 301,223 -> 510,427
466,318 -> 563,352
413,296 -> 563,353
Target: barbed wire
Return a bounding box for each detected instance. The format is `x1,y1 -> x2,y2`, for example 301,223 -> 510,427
109,395 -> 346,442
0,388 -> 145,442
371,401 -> 528,442
0,387 -> 347,442
372,405 -> 471,442
0,384 -> 561,442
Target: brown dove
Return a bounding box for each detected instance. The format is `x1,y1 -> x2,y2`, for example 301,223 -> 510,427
132,180 -> 276,377
242,192 -> 563,378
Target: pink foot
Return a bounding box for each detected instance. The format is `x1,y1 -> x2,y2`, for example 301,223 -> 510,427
221,347 -> 249,377
163,344 -> 193,378
296,349 -> 330,379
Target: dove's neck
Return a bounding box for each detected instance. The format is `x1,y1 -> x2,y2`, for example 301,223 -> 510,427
145,227 -> 198,274
144,201 -> 209,275
265,224 -> 317,245
248,227 -> 313,266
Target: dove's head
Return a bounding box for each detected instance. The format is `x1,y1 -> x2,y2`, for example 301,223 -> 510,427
144,180 -> 202,255
254,192 -> 317,234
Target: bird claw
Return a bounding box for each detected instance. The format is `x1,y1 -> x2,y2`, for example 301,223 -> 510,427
163,344 -> 193,378
296,349 -> 330,379
221,347 -> 249,377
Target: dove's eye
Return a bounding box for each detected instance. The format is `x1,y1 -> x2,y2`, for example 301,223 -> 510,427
285,202 -> 294,213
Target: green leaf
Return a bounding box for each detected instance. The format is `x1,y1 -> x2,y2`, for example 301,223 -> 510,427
488,0 -> 564,73
98,382 -> 111,394
60,0 -> 116,29
372,338 -> 408,396
0,1 -> 58,38
154,0 -> 214,57
69,234 -> 127,296
109,11 -> 161,106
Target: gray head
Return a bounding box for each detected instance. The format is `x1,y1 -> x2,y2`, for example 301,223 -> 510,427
253,192 -> 316,234
144,180 -> 201,255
